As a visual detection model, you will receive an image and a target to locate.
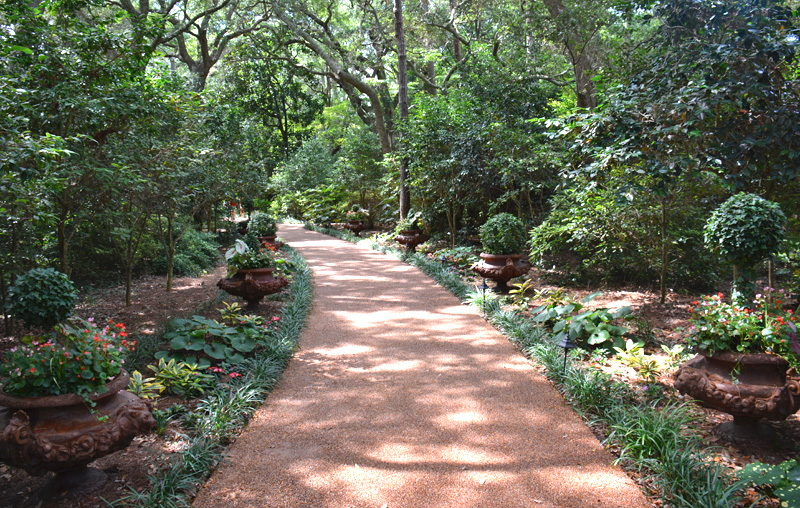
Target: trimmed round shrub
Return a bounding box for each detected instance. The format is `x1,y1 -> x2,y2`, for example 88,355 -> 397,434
479,213 -> 527,255
704,193 -> 785,266
7,268 -> 78,328
248,212 -> 277,237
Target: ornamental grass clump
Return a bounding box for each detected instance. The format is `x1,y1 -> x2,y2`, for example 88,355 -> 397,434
479,213 -> 527,255
0,318 -> 134,402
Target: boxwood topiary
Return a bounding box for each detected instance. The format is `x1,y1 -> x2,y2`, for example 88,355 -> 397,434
248,212 -> 277,237
479,213 -> 527,255
704,193 -> 785,305
7,268 -> 78,328
704,193 -> 785,267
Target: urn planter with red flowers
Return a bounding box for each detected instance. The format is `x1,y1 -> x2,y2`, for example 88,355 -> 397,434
676,196 -> 797,442
0,320 -> 154,491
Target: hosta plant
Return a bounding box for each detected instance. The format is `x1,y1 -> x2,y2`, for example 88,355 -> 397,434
531,292 -> 633,350
157,309 -> 275,369
127,370 -> 165,399
147,358 -> 213,397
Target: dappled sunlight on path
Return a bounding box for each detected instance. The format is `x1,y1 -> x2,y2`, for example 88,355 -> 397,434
193,225 -> 647,508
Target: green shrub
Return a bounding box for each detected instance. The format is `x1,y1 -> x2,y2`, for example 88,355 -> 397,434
530,183 -> 722,287
152,229 -> 219,277
248,212 -> 277,237
704,193 -> 785,267
479,213 -> 527,255
6,268 -> 78,328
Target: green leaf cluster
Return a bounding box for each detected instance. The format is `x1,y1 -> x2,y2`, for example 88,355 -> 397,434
479,213 -> 527,255
147,358 -> 214,398
738,460 -> 800,507
704,193 -> 786,267
6,268 -> 78,328
158,313 -> 273,369
247,212 -> 277,237
531,292 -> 633,349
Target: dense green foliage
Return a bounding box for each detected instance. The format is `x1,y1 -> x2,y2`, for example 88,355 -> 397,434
247,212 -> 278,238
6,268 -> 78,328
1,0 -> 797,301
704,193 -> 786,267
478,213 -> 528,255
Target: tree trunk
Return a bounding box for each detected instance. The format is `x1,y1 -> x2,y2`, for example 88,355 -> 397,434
124,240 -> 134,307
446,205 -> 457,248
420,0 -> 437,94
541,0 -> 597,110
57,219 -> 71,277
394,0 -> 411,218
659,198 -> 668,304
166,214 -> 175,292
450,0 -> 463,61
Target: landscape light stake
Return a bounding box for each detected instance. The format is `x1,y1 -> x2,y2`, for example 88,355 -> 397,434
558,335 -> 577,373
479,278 -> 490,317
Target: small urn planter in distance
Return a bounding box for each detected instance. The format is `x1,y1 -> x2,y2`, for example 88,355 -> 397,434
217,268 -> 288,309
395,229 -> 429,252
0,370 -> 154,491
471,213 -> 531,293
674,352 -> 800,442
471,253 -> 531,293
344,220 -> 366,237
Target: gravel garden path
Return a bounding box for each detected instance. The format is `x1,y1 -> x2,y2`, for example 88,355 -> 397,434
193,224 -> 648,508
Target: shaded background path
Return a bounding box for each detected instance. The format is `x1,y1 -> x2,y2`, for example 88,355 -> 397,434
194,224 -> 647,507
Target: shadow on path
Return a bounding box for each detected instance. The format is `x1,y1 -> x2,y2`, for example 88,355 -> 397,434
193,225 -> 647,508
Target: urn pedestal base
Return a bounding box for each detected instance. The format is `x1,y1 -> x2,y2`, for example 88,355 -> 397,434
675,353 -> 800,443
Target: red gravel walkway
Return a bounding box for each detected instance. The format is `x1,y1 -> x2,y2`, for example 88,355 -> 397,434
193,224 -> 648,508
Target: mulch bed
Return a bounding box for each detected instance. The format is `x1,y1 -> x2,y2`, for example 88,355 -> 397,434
0,266 -> 284,508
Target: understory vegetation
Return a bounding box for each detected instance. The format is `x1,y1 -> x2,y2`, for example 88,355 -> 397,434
119,247 -> 312,507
